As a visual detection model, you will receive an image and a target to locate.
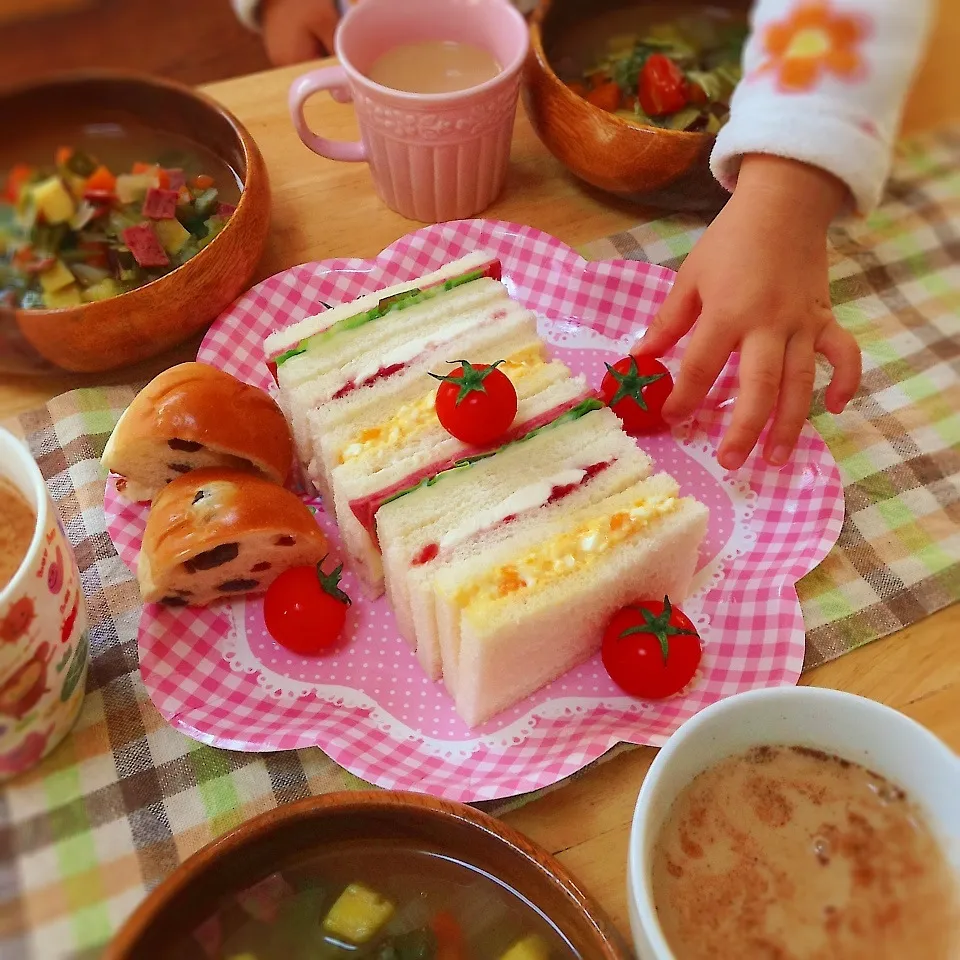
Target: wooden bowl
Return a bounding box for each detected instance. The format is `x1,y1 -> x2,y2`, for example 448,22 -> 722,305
523,0 -> 746,211
0,71 -> 270,374
105,791 -> 632,959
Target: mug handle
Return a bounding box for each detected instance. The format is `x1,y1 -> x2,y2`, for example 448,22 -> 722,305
289,66 -> 369,163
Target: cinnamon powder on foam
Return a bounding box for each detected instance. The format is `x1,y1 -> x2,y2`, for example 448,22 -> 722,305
651,745 -> 959,960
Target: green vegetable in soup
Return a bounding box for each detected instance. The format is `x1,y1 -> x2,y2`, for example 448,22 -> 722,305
374,927 -> 438,960
0,146 -> 237,309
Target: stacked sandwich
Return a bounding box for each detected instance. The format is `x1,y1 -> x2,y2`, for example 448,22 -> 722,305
266,255 -> 708,726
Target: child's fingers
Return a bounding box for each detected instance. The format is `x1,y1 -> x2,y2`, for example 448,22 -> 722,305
265,20 -> 324,66
660,320 -> 736,425
763,335 -> 817,466
631,275 -> 700,358
307,4 -> 339,52
817,324 -> 862,413
716,335 -> 785,470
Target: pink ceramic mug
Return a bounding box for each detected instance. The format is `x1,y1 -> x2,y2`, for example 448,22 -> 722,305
289,0 -> 529,223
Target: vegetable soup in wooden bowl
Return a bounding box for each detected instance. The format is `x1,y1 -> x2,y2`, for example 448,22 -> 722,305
0,71 -> 269,374
105,792 -> 632,960
523,0 -> 749,210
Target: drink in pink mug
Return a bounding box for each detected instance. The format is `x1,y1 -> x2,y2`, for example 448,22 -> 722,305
289,0 -> 529,223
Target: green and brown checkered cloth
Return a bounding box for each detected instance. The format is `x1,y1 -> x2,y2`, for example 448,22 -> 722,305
1,124 -> 958,959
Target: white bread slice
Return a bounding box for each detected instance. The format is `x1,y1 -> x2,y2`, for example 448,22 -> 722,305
264,252 -> 494,361
432,475 -> 709,726
289,305 -> 542,488
377,408 -> 653,680
331,374 -> 593,599
276,276 -> 509,391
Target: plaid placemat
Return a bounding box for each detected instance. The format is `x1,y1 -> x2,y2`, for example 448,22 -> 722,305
584,124 -> 960,669
2,123 -> 958,958
0,386 -> 638,960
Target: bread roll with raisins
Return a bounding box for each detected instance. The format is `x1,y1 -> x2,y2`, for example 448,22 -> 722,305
138,468 -> 327,607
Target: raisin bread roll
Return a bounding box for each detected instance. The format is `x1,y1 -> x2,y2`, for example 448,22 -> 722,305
138,468 -> 327,607
103,362 -> 293,502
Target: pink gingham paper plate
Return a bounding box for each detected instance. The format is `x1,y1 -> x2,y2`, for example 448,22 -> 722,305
104,220 -> 844,802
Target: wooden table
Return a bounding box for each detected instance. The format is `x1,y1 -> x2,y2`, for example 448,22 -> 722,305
2,8 -> 958,945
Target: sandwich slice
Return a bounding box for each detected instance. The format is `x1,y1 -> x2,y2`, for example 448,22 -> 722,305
264,253 -> 497,370
329,368 -> 592,597
295,293 -> 543,496
431,473 -> 709,727
376,404 -> 654,681
272,261 -> 507,392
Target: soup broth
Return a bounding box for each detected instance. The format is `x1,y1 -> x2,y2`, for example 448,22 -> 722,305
169,840 -> 580,959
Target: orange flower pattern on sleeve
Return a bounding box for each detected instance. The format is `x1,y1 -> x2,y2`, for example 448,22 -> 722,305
754,1 -> 870,92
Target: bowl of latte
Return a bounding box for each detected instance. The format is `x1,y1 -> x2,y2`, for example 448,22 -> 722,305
628,686 -> 960,960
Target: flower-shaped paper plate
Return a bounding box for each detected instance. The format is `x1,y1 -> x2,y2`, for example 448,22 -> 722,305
105,219 -> 843,802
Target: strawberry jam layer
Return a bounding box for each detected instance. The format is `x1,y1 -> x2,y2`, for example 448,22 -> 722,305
351,391 -> 594,538
545,459 -> 612,505
407,458 -> 614,569
331,361 -> 406,401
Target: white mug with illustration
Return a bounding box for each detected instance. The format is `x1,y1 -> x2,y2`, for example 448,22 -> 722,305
0,428 -> 89,780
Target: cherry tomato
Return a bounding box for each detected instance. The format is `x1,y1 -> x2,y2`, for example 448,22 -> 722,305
567,81 -> 589,98
263,558 -> 351,656
687,80 -> 709,105
602,596 -> 701,699
638,53 -> 689,116
585,80 -> 622,112
599,355 -> 673,434
430,359 -> 518,446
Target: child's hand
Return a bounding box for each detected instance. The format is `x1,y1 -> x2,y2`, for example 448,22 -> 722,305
632,154 -> 861,470
260,0 -> 340,66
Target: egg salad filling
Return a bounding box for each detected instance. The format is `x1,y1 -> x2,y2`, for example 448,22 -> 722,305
453,490 -> 681,610
337,345 -> 548,465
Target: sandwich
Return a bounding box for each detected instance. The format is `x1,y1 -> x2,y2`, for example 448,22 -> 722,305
263,253 -> 497,373
301,293 -> 548,499
265,255 -> 507,471
376,403 -> 654,681
430,472 -> 708,726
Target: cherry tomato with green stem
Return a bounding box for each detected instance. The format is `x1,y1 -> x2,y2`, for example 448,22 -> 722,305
263,557 -> 351,656
602,596 -> 702,698
599,355 -> 673,434
430,359 -> 518,446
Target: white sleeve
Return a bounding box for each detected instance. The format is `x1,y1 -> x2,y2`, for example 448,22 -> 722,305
711,0 -> 933,213
231,0 -> 261,31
